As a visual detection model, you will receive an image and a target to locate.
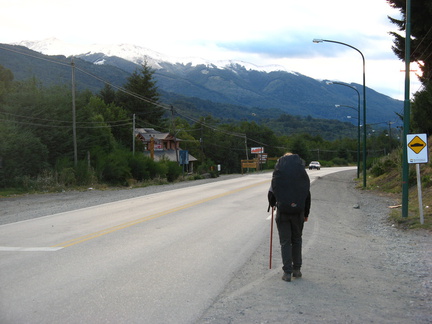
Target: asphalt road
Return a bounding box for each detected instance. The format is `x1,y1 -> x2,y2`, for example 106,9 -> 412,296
1,167 -> 430,323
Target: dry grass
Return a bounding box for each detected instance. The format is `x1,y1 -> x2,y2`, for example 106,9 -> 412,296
367,137 -> 432,230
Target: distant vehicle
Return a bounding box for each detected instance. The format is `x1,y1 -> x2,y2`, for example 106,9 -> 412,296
308,161 -> 321,170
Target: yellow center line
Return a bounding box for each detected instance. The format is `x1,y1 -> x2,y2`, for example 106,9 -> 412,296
52,179 -> 270,248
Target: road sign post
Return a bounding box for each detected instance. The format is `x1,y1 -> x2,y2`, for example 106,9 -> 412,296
407,134 -> 429,224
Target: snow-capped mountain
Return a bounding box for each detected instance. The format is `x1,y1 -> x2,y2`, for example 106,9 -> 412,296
14,38 -> 292,74
1,39 -> 402,125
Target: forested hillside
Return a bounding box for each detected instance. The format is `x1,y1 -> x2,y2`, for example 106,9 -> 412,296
0,62 -> 398,192
0,43 -> 403,126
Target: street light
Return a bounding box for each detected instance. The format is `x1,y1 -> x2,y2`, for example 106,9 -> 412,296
335,103 -> 361,178
327,81 -> 361,179
314,39 -> 367,188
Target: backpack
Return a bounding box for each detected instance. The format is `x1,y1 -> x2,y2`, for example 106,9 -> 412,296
271,154 -> 310,214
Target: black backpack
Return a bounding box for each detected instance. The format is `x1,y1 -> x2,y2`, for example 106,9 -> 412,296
271,154 -> 310,214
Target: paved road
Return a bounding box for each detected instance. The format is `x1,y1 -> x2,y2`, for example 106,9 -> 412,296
4,166 -> 401,324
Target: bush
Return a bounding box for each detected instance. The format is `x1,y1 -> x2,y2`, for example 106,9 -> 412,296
422,174 -> 432,188
196,159 -> 216,175
75,160 -> 97,186
128,154 -> 150,181
100,150 -> 132,185
370,155 -> 400,177
58,167 -> 76,186
164,160 -> 182,182
331,157 -> 348,166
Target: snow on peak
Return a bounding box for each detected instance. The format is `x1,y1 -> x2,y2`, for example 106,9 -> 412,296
11,38 -> 297,74
14,38 -> 89,57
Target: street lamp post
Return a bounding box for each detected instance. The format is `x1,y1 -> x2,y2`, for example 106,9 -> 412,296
314,39 -> 367,188
327,81 -> 361,179
335,104 -> 361,178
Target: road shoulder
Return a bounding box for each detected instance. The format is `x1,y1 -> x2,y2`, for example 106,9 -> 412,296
198,170 -> 431,323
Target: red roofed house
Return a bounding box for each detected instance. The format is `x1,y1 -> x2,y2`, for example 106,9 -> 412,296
135,128 -> 197,173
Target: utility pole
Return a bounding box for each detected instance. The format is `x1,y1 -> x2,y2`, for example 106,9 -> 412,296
170,105 -> 175,133
402,0 -> 411,218
244,135 -> 249,161
200,118 -> 204,159
71,58 -> 77,167
132,113 -> 135,155
149,136 -> 155,160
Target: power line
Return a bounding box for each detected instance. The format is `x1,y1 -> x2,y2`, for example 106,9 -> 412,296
0,44 -> 70,67
0,44 -> 171,112
0,117 -> 132,129
0,111 -> 131,125
0,43 -> 387,157
74,66 -> 171,111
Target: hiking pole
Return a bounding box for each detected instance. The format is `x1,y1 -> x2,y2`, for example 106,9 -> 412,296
269,206 -> 274,269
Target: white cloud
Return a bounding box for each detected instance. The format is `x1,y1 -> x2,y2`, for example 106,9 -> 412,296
1,0 -> 420,100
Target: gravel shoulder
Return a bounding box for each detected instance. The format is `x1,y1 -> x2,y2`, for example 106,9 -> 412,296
1,171 -> 431,323
199,170 -> 432,323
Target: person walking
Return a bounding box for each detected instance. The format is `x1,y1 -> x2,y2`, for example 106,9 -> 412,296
268,153 -> 311,282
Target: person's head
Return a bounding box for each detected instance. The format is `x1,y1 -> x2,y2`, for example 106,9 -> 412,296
283,152 -> 293,156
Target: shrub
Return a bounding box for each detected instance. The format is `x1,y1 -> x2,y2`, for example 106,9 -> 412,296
100,150 -> 132,185
58,167 -> 76,186
370,155 -> 400,177
128,154 -> 150,181
75,160 -> 97,186
370,161 -> 385,177
332,157 -> 347,166
164,160 -> 182,182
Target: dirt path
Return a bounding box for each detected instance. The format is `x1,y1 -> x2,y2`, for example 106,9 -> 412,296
198,170 -> 431,323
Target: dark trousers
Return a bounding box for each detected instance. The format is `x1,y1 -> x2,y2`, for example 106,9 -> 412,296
276,210 -> 305,273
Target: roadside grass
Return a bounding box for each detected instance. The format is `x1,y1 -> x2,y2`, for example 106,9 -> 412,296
366,140 -> 432,231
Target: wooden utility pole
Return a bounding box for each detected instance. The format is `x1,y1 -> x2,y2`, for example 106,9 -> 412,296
150,136 -> 155,160
132,114 -> 135,155
71,58 -> 77,167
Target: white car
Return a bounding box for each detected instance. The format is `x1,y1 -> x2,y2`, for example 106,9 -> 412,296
308,161 -> 321,170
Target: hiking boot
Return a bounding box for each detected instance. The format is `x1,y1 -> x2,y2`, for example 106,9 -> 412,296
282,272 -> 291,282
292,269 -> 302,278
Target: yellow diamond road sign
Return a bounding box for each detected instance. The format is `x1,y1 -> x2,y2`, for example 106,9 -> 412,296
407,133 -> 429,164
408,136 -> 426,154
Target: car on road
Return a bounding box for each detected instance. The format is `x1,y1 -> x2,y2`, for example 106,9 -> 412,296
309,161 -> 321,170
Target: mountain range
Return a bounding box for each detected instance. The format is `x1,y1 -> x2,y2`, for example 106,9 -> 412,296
0,38 -> 403,126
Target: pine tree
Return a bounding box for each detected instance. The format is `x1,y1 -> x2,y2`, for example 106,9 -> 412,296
387,0 -> 432,83
98,83 -> 116,105
116,62 -> 165,127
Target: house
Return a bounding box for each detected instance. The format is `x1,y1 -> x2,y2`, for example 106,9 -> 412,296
135,128 -> 197,173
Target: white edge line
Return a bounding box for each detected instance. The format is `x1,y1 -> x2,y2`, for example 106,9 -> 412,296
0,247 -> 64,252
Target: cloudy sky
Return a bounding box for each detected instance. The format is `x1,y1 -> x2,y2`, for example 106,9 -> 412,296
1,0 -> 421,100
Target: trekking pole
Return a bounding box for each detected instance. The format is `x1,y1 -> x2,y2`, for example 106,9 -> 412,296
269,206 -> 274,269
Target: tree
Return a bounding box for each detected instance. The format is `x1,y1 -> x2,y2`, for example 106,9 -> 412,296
98,83 -> 116,105
0,65 -> 14,102
0,122 -> 49,187
290,136 -> 310,162
2,80 -> 75,165
116,63 -> 165,127
387,0 -> 432,83
387,0 -> 432,134
77,96 -> 119,154
411,82 -> 432,134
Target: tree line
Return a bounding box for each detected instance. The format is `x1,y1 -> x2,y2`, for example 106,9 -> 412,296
0,62 -> 397,192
